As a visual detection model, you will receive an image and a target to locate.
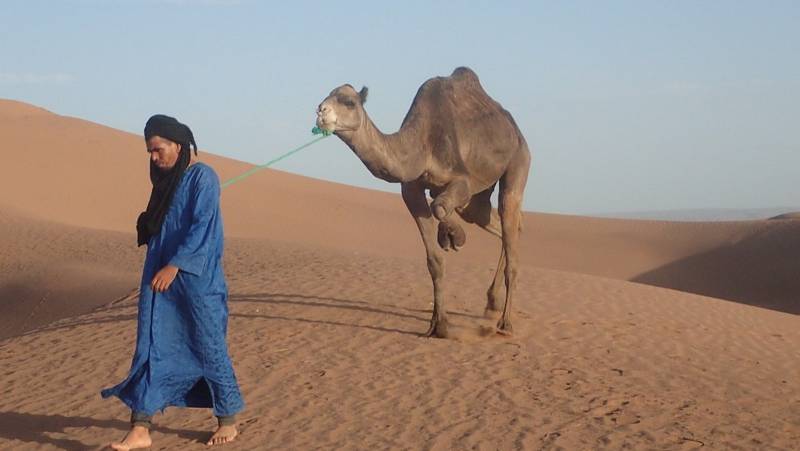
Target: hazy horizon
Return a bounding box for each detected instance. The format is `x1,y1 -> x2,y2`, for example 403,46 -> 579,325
2,0 -> 797,214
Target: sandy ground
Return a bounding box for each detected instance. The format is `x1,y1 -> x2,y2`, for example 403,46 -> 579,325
1,99 -> 798,449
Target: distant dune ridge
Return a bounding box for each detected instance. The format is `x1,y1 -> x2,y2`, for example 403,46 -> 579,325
770,211 -> 800,220
1,99 -> 798,449
596,207 -> 800,222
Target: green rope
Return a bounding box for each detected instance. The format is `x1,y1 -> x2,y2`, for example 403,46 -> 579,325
220,127 -> 332,189
311,126 -> 333,136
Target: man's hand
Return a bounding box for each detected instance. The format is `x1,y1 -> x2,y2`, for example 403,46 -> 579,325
151,265 -> 180,293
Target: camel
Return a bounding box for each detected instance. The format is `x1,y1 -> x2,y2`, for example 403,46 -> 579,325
315,67 -> 531,338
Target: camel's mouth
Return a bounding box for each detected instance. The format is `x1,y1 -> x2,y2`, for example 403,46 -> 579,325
315,111 -> 338,133
315,117 -> 336,133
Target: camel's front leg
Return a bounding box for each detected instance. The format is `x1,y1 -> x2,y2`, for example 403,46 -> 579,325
431,178 -> 471,251
402,182 -> 449,338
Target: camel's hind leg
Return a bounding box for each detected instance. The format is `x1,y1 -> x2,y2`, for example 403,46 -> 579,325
495,151 -> 530,335
401,182 -> 449,338
457,186 -> 506,315
486,249 -> 506,314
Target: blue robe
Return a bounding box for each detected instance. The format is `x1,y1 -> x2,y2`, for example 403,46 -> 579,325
102,162 -> 244,417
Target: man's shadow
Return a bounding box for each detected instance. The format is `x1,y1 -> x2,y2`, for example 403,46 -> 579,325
0,411 -> 206,450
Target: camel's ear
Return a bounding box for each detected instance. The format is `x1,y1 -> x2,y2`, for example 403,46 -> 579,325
359,86 -> 368,105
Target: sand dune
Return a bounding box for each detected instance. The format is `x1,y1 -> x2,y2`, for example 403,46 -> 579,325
2,237 -> 799,449
0,207 -> 141,340
3,99 -> 798,314
1,99 -> 799,449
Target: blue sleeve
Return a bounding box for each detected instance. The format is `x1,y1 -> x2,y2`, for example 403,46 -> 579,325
168,167 -> 220,276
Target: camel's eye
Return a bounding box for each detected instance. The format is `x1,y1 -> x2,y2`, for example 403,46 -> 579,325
338,96 -> 356,108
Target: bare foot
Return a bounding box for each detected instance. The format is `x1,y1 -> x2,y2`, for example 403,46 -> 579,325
206,424 -> 238,446
110,425 -> 152,450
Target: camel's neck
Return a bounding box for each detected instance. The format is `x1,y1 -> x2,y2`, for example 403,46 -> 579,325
338,113 -> 425,183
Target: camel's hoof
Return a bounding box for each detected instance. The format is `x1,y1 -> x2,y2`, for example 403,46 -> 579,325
496,327 -> 513,336
496,319 -> 513,336
450,224 -> 466,248
424,319 -> 449,338
437,222 -> 466,251
437,225 -> 452,251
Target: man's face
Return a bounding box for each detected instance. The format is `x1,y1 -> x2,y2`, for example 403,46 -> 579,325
146,136 -> 181,170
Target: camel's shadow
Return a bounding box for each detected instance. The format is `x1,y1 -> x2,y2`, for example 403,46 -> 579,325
231,292 -> 482,318
230,292 -> 423,336
0,411 -> 205,450
229,292 -> 487,338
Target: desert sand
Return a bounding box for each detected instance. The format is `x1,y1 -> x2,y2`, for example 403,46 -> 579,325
1,99 -> 798,449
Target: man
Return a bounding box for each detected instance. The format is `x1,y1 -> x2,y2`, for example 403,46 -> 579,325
102,114 -> 244,449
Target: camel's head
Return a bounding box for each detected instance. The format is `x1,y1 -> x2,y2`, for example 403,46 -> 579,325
316,84 -> 369,135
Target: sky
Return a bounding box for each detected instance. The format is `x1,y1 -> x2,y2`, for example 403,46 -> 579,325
1,0 -> 798,215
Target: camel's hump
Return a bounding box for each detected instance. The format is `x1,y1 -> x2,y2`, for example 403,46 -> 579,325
451,66 -> 479,83
402,66 -> 501,126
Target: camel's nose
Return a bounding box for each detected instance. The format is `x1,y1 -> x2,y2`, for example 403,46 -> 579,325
317,104 -> 329,116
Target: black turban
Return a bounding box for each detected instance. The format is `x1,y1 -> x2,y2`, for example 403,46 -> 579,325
136,114 -> 199,246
